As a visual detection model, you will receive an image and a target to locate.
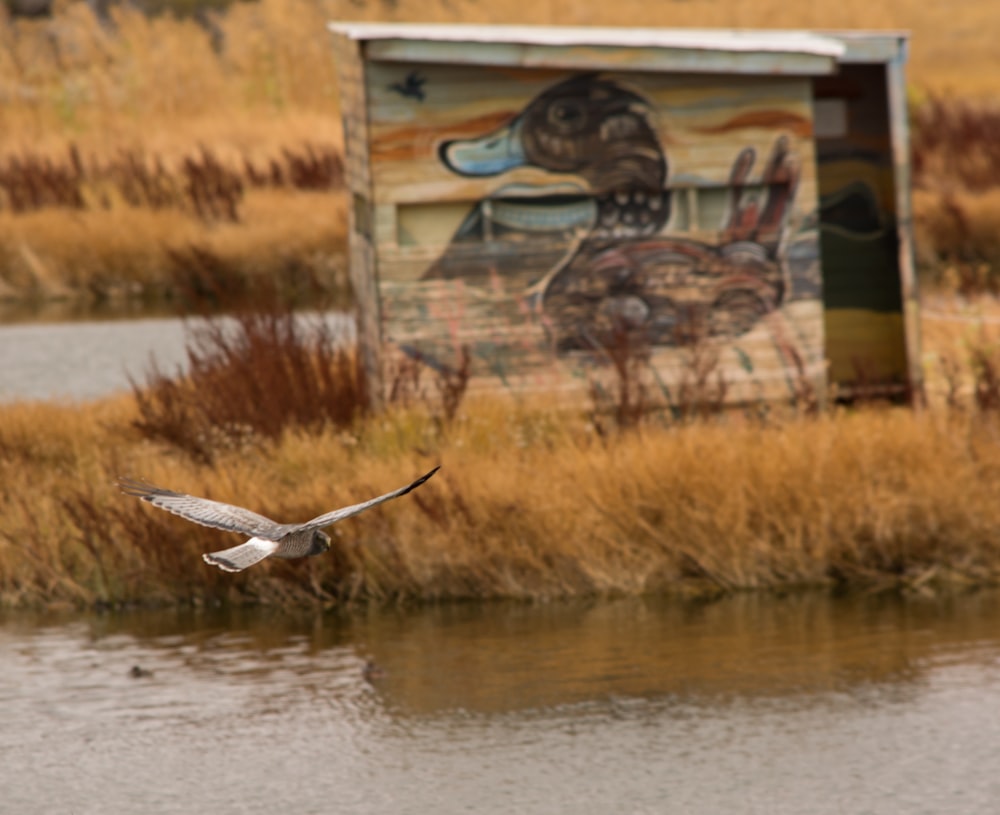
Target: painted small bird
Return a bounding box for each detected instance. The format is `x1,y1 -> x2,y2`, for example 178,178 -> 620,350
388,70 -> 427,102
117,467 -> 439,573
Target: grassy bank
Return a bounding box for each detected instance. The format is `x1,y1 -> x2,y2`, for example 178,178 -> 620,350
3,389 -> 1000,609
0,0 -> 999,304
4,298 -> 1000,610
3,1 -> 1000,609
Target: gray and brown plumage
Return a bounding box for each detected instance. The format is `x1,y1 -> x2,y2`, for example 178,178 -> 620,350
117,467 -> 439,573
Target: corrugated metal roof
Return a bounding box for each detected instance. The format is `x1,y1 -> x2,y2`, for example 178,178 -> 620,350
328,23 -> 846,58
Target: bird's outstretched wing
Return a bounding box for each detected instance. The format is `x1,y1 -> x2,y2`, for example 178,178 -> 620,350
117,478 -> 285,539
296,466 -> 440,532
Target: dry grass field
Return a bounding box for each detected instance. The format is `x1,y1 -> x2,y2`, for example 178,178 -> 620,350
0,0 -> 998,302
2,0 -> 1000,609
3,298 -> 1000,609
4,375 -> 1000,609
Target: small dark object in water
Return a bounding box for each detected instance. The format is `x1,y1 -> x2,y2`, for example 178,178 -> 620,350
129,665 -> 154,679
362,660 -> 386,682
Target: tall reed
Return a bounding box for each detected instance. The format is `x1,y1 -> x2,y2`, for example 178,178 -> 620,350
130,304 -> 366,464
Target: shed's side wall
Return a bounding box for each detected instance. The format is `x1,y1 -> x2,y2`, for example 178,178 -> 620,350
813,64 -> 909,398
366,62 -> 826,404
331,32 -> 382,404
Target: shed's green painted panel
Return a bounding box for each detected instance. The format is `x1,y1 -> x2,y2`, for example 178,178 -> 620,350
814,64 -> 908,394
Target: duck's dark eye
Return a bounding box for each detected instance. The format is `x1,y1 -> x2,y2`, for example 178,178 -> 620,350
548,100 -> 585,131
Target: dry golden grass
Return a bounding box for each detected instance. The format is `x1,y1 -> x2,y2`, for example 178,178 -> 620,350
920,293 -> 1000,413
4,2 -> 1000,610
0,189 -> 347,303
0,0 -> 997,302
2,0 -> 994,149
4,284 -> 1000,611
0,1 -> 343,153
913,189 -> 1000,283
4,381 -> 1000,609
0,0 -> 349,302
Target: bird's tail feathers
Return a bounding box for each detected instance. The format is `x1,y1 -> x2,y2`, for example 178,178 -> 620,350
202,538 -> 279,573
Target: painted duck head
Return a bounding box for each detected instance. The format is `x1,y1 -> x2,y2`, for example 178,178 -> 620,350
438,74 -> 671,238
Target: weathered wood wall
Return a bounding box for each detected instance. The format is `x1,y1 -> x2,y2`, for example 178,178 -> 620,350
350,59 -> 827,405
331,29 -> 383,400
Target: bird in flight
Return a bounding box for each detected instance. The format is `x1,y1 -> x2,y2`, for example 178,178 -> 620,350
117,467 -> 439,572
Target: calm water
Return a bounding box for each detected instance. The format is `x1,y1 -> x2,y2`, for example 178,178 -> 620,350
3,591 -> 1000,815
0,312 -> 355,403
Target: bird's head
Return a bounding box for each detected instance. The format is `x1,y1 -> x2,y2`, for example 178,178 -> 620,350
309,530 -> 332,557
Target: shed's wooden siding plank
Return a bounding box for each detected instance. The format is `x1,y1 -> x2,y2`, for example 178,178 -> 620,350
332,31 -> 383,405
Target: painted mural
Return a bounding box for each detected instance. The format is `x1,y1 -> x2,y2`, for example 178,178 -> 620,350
368,66 -> 826,400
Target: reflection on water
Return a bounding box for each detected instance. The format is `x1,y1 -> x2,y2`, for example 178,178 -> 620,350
0,311 -> 355,403
3,591 -> 1000,814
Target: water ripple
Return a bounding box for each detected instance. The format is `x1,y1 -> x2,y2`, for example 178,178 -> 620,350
3,593 -> 1000,814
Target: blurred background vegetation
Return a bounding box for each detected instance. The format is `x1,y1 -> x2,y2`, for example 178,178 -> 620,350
0,0 -> 998,307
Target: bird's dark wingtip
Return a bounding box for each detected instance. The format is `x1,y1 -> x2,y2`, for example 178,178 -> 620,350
116,477 -> 179,501
405,466 -> 441,493
116,476 -> 152,497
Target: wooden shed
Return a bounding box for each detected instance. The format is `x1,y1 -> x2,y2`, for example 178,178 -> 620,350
329,23 -> 918,408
